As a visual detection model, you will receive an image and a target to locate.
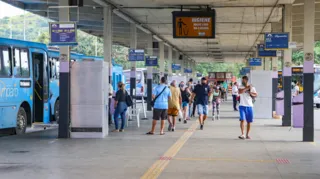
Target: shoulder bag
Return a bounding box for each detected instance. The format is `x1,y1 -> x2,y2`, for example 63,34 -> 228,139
151,86 -> 167,107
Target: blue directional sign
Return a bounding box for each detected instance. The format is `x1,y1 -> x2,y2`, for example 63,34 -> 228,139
265,33 -> 289,49
257,44 -> 277,57
240,67 -> 251,75
145,56 -> 158,66
49,22 -> 78,46
172,64 -> 181,70
196,73 -> 202,77
128,49 -> 145,61
249,58 -> 262,66
184,68 -> 192,73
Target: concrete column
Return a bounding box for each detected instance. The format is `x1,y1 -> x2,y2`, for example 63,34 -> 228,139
103,6 -> 112,74
282,4 -> 293,126
147,34 -> 153,111
271,57 -> 278,112
58,0 -> 70,138
130,24 -> 137,98
159,41 -> 165,78
303,0 -> 315,142
168,47 -> 173,76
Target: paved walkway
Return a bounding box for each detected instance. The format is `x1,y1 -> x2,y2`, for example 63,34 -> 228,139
1,101 -> 320,179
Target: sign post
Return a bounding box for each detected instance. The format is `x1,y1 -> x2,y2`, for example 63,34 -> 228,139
145,56 -> 158,66
172,11 -> 216,38
128,49 -> 145,61
264,33 -> 289,50
249,58 -> 262,66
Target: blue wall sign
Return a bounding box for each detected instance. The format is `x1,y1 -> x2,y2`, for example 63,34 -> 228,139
128,49 -> 145,61
257,44 -> 277,57
172,64 -> 181,70
265,33 -> 289,49
49,22 -> 77,46
249,58 -> 262,66
184,68 -> 192,73
196,73 -> 202,77
145,56 -> 158,66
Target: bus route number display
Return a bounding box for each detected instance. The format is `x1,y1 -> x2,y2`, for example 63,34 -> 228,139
172,11 -> 216,38
49,22 -> 78,46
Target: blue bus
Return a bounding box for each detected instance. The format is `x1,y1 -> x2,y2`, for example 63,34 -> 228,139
0,38 -> 125,134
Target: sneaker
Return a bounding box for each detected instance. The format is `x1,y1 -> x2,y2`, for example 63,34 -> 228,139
238,135 -> 245,139
119,129 -> 124,132
168,124 -> 172,131
179,118 -> 181,122
200,125 -> 204,130
184,120 -> 187,124
246,136 -> 251,139
212,115 -> 215,121
172,127 -> 175,132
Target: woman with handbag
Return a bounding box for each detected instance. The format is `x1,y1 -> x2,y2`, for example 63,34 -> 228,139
113,82 -> 128,132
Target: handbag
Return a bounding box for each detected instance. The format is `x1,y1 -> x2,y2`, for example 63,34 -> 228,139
151,86 -> 167,107
125,91 -> 133,107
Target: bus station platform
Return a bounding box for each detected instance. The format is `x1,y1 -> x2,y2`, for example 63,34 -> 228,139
1,101 -> 320,179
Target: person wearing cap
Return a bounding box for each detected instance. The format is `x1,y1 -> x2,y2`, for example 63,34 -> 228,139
190,77 -> 211,130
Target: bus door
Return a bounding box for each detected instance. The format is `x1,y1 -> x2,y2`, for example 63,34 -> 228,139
30,49 -> 50,124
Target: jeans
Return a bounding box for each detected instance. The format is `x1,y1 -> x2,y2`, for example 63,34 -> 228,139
114,102 -> 127,130
108,98 -> 112,124
232,95 -> 238,110
192,102 -> 196,116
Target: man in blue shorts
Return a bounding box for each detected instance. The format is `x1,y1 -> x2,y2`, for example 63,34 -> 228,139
190,77 -> 211,130
238,76 -> 257,139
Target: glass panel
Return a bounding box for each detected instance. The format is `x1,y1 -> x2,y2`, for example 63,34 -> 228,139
0,48 -> 12,77
14,48 -> 21,76
20,49 -> 30,77
55,61 -> 60,79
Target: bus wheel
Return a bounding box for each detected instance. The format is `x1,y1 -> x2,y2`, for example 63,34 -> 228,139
16,107 -> 27,135
317,104 -> 320,109
55,100 -> 60,124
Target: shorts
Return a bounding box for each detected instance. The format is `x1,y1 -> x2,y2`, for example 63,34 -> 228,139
239,106 -> 254,123
168,108 -> 179,117
182,102 -> 188,108
197,104 -> 208,115
153,109 -> 168,120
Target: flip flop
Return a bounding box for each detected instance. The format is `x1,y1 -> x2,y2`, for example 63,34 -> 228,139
146,132 -> 154,135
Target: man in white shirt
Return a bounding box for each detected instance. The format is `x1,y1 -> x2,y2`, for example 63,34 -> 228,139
238,76 -> 257,140
232,82 -> 239,111
292,81 -> 300,97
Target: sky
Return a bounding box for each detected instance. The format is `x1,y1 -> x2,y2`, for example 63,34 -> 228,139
0,1 -> 25,18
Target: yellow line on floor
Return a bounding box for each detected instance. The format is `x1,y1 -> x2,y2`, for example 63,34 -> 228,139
173,157 -> 275,163
311,142 -> 317,146
141,122 -> 198,179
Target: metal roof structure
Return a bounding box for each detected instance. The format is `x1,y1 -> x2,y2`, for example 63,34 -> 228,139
2,0 -> 319,63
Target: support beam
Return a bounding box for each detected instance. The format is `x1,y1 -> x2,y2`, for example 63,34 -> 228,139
130,23 -> 137,100
271,57 -> 278,113
282,4 -> 293,127
159,42 -> 165,78
168,46 -> 173,76
58,0 -> 70,138
303,0 -> 315,142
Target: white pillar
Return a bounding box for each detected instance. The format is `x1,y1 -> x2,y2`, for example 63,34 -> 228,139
147,34 -> 153,111
264,58 -> 271,71
103,6 -> 112,77
58,0 -> 70,138
159,41 -> 165,78
303,0 -> 315,142
168,46 -> 173,76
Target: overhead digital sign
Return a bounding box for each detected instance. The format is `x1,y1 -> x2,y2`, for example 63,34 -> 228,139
172,10 -> 216,39
49,22 -> 77,46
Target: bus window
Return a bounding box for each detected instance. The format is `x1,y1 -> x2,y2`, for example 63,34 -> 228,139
0,47 -> 12,77
20,49 -> 30,77
14,48 -> 21,76
56,61 -> 60,79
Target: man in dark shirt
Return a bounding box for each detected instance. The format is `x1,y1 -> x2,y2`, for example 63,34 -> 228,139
190,77 -> 211,130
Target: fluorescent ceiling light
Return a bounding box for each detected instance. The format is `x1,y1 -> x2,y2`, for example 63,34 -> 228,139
153,35 -> 162,42
113,9 -> 135,24
136,24 -> 151,34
